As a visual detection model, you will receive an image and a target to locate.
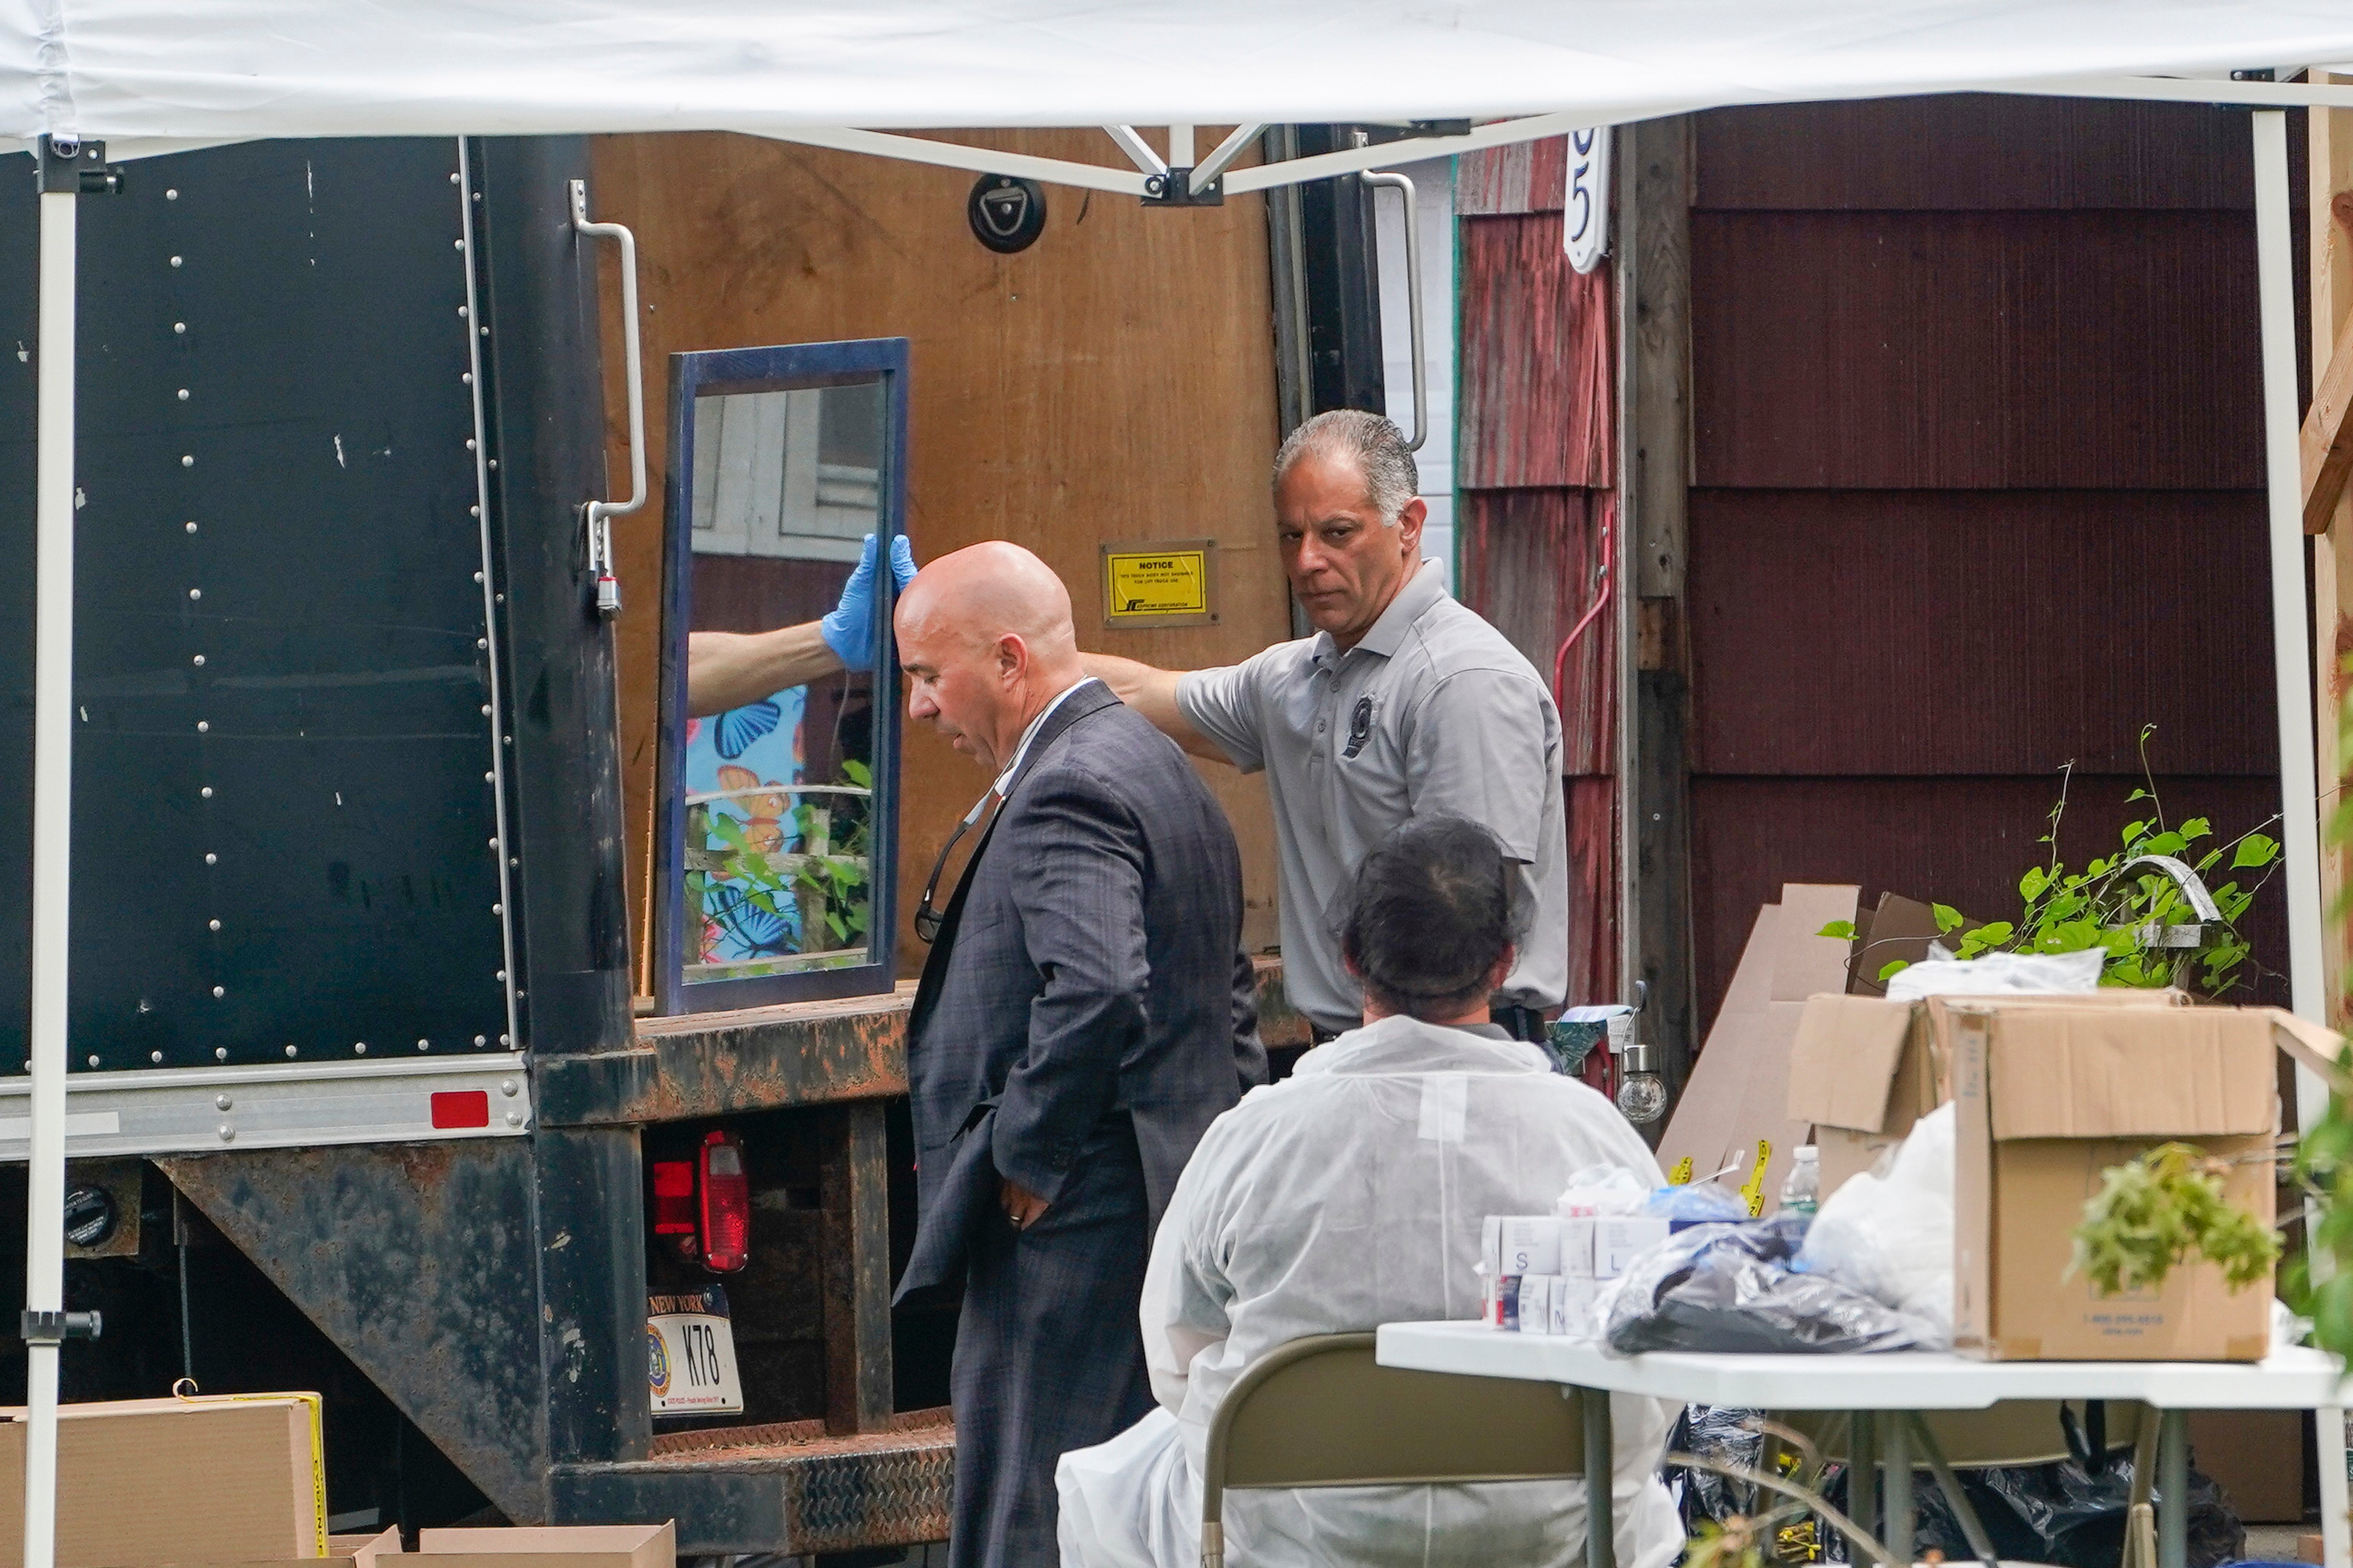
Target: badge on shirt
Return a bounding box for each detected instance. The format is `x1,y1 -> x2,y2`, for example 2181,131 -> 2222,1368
1342,696 -> 1375,759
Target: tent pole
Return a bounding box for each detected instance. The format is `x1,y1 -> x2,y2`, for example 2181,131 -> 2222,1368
2253,111 -> 2331,1050
24,167 -> 78,1568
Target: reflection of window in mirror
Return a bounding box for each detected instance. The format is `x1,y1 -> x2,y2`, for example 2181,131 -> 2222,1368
659,343 -> 904,1014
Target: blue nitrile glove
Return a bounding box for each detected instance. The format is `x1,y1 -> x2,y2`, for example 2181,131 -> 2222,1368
820,533 -> 918,666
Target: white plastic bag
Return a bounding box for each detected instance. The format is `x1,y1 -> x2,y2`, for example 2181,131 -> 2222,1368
1883,948 -> 2102,1000
1794,1103 -> 1955,1346
1555,1163 -> 1649,1217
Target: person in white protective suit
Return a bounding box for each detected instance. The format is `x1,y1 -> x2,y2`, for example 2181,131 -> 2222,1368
1056,815 -> 1682,1568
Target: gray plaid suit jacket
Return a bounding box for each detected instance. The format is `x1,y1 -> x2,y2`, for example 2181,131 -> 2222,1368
898,680 -> 1266,1296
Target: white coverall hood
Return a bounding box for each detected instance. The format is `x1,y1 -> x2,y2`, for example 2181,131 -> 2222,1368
1058,1012 -> 1683,1568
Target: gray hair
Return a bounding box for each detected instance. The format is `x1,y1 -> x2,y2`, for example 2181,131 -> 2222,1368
1271,409 -> 1420,526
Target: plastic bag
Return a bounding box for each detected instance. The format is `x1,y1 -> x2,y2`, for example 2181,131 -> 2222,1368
1796,1104 -> 1955,1346
1556,1162 -> 1649,1217
1884,948 -> 2102,1000
1646,1181 -> 1750,1223
1667,1404 -> 1770,1534
1604,1215 -> 1937,1354
1893,1448 -> 2243,1568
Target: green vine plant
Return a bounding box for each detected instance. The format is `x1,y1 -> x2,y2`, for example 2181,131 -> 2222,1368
1819,726 -> 2282,998
2069,1142 -> 2282,1297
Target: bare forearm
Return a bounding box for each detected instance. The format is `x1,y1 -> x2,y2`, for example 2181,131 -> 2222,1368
1081,652 -> 1224,761
687,624 -> 842,717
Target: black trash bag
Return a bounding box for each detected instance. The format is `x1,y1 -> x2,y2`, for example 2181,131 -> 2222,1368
1816,1408 -> 2246,1568
1898,1456 -> 2242,1568
1605,1216 -> 1935,1355
1668,1404 -> 1769,1532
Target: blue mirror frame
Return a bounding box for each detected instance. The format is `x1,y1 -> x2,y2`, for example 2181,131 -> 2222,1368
652,337 -> 908,1016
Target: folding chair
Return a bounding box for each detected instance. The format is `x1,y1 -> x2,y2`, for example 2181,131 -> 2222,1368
1200,1332 -> 1593,1568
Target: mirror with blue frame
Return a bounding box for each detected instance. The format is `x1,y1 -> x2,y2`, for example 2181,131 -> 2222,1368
655,339 -> 907,1014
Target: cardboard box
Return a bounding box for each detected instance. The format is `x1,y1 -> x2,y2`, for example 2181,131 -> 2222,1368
1593,1217 -> 1671,1278
2184,1410 -> 2304,1522
1516,1275 -> 1557,1335
0,1394 -> 326,1568
416,1524 -> 674,1568
1842,893 -> 1952,999
1481,1216 -> 1561,1278
1661,885 -> 1858,1215
157,1527 -> 402,1568
1949,999 -> 2279,1361
1789,988 -> 2189,1199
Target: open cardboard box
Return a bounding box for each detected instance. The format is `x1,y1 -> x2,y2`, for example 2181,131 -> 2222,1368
1944,996 -> 2284,1361
0,1394 -> 325,1568
414,1524 -> 675,1568
1787,987 -> 2190,1198
1659,883 -> 1858,1215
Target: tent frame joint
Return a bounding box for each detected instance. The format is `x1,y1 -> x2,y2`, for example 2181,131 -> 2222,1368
1142,166 -> 1223,206
35,135 -> 123,197
18,1310 -> 100,1347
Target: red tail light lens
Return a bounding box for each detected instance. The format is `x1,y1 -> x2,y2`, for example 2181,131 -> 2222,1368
697,1130 -> 750,1274
650,1159 -> 697,1237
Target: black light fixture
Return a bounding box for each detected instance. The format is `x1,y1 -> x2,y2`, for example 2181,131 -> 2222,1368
967,174 -> 1046,254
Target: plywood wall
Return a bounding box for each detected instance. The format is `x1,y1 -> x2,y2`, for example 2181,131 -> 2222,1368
586,131 -> 1291,991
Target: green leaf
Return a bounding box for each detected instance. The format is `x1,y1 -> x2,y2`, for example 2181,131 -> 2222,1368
2233,832 -> 2281,868
2122,819 -> 2148,847
1972,921 -> 2016,945
1817,920 -> 1857,941
2126,788 -> 2151,803
2146,831 -> 2188,857
1932,903 -> 1965,935
2180,817 -> 2211,842
1877,958 -> 1912,983
2019,867 -> 2049,901
841,758 -> 873,788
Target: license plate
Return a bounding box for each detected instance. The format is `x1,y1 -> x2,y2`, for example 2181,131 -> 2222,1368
648,1287 -> 744,1416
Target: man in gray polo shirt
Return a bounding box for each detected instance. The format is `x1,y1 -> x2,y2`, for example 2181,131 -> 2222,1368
1085,409 -> 1567,1044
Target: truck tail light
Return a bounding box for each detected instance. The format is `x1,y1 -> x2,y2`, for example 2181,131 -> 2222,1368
697,1130 -> 750,1274
650,1159 -> 697,1238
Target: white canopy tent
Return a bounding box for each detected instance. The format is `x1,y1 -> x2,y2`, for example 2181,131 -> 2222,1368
9,9 -> 2353,1568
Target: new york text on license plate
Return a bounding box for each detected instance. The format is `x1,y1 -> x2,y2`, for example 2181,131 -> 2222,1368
649,1287 -> 744,1415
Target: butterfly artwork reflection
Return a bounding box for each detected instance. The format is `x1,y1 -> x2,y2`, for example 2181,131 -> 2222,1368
679,683 -> 876,983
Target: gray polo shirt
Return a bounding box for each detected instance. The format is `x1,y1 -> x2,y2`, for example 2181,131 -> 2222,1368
1176,560 -> 1568,1034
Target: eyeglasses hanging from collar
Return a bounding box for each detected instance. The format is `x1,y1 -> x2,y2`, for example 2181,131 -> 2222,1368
914,785 -> 1001,943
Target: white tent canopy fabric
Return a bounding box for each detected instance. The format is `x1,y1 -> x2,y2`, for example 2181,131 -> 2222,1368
5,0 -> 2353,155
4,9 -> 2353,1568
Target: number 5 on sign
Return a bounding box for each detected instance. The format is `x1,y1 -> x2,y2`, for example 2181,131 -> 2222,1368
1563,126 -> 1611,275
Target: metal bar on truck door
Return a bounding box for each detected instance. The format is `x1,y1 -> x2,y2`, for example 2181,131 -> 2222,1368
570,179 -> 646,618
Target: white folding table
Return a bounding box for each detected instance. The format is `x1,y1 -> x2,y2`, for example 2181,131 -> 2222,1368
1377,1321 -> 2349,1568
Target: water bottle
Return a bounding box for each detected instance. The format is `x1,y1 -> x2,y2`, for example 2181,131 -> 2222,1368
1779,1145 -> 1820,1219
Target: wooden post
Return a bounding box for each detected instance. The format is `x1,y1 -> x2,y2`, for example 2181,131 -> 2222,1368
818,1100 -> 895,1434
2313,81 -> 2353,1026
1623,117 -> 1697,1099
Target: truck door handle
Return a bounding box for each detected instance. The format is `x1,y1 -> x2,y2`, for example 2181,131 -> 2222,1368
1362,169 -> 1427,453
572,178 -> 646,617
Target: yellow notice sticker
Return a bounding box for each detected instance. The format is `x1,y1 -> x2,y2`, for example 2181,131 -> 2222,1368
1104,547 -> 1211,621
